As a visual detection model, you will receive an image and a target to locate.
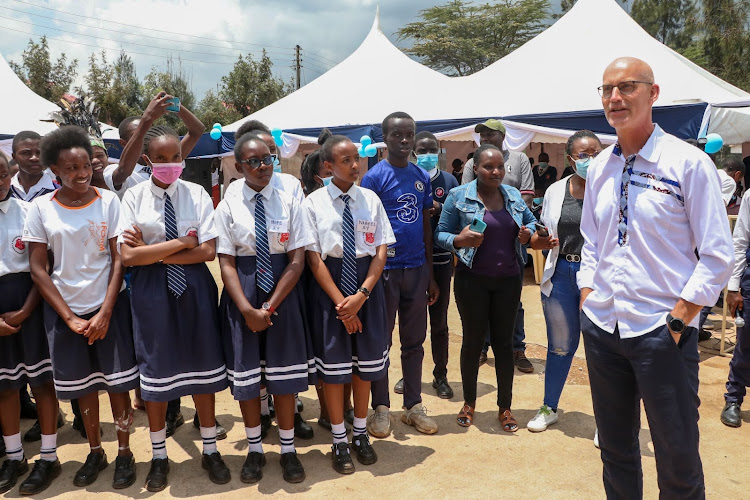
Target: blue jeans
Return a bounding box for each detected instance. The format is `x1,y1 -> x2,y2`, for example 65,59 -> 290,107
540,259 -> 580,409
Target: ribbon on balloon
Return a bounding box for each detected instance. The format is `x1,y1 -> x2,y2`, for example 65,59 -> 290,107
271,128 -> 284,147
358,135 -> 378,158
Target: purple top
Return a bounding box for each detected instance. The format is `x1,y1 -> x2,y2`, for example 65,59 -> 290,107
460,208 -> 520,278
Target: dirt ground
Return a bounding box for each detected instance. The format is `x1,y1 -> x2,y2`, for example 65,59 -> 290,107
7,264 -> 749,499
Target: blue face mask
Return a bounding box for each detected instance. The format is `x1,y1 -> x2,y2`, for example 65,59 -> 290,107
574,157 -> 591,179
272,156 -> 282,173
416,153 -> 439,171
319,175 -> 333,186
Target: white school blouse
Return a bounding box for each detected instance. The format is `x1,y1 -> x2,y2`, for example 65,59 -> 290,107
302,182 -> 395,260
10,172 -> 56,202
103,163 -> 152,199
22,189 -> 124,315
0,197 -> 31,276
224,171 -> 304,203
117,178 -> 217,252
215,182 -> 313,256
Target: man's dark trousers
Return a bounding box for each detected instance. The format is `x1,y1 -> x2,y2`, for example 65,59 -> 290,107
429,261 -> 452,381
371,263 -> 429,410
581,313 -> 704,500
726,268 -> 750,406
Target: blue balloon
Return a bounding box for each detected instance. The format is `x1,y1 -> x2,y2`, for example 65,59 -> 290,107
364,144 -> 377,158
360,135 -> 372,147
358,147 -> 366,158
209,128 -> 222,140
274,136 -> 283,147
704,133 -> 723,154
212,123 -> 221,130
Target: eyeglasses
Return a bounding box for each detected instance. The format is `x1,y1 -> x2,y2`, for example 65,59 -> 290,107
239,154 -> 277,169
574,151 -> 601,160
597,81 -> 653,98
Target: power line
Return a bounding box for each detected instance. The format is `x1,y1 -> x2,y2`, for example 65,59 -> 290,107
10,0 -> 293,51
0,24 -> 238,66
0,9 -> 293,60
303,50 -> 339,66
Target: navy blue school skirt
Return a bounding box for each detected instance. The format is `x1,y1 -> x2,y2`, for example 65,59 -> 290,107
44,290 -> 139,400
130,263 -> 228,402
309,257 -> 389,384
0,273 -> 52,392
220,254 -> 315,400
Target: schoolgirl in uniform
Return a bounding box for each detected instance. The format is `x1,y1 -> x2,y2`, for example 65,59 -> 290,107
118,124 -> 229,491
23,127 -> 139,490
302,130 -> 395,474
216,133 -> 314,484
0,153 -> 59,496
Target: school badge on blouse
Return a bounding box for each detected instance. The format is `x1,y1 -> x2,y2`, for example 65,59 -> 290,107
12,236 -> 25,254
435,187 -> 444,198
365,232 -> 375,245
279,232 -> 290,244
185,227 -> 199,237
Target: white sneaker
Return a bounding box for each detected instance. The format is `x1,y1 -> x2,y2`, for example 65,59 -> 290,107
367,405 -> 391,438
594,428 -> 600,449
401,403 -> 438,435
527,405 -> 559,432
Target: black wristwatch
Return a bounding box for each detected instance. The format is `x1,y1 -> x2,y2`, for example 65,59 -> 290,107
666,314 -> 686,335
357,286 -> 371,299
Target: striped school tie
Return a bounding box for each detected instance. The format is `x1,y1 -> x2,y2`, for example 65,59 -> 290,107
340,194 -> 357,297
255,193 -> 274,293
164,194 -> 187,297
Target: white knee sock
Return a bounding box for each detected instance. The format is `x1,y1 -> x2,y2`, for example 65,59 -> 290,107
40,433 -> 58,461
352,417 -> 367,437
279,427 -> 295,454
200,426 -> 218,455
331,422 -> 347,445
245,426 -> 263,454
150,427 -> 167,459
3,433 -> 23,461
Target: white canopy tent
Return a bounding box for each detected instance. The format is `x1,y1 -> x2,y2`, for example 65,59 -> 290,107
446,0 -> 750,149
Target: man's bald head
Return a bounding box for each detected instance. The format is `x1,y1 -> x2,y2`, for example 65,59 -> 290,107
604,57 -> 654,84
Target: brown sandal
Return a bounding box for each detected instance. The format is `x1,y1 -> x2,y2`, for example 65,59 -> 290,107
499,409 -> 518,432
457,404 -> 475,427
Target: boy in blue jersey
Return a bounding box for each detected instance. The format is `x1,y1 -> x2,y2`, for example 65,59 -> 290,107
361,112 -> 440,437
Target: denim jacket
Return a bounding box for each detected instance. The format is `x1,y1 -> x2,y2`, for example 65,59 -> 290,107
435,180 -> 537,269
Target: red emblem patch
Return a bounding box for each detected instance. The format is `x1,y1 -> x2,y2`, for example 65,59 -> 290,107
187,229 -> 198,237
365,232 -> 375,244
280,233 -> 290,243
435,187 -> 445,198
13,237 -> 26,253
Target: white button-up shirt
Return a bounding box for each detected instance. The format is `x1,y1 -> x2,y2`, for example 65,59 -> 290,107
103,163 -> 152,199
578,125 -> 734,337
10,172 -> 56,201
1,197 -> 31,276
215,182 -> 312,256
117,178 -> 217,252
224,171 -> 304,203
728,191 -> 750,291
302,182 -> 395,260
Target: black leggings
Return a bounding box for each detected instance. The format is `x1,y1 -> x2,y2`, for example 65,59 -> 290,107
454,269 -> 521,408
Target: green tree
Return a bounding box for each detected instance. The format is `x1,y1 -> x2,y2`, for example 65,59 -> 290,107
397,0 -> 551,76
219,51 -> 291,117
630,0 -> 698,51
9,36 -> 78,102
141,57 -> 197,134
555,0 -> 629,18
196,89 -> 242,128
698,0 -> 750,91
76,51 -> 143,126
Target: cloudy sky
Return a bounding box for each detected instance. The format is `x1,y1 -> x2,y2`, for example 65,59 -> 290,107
0,0 -> 471,101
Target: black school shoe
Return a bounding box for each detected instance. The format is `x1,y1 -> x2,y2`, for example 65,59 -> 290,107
112,455 -> 137,489
240,452 -> 266,484
202,452 -> 231,485
0,458 -> 29,494
193,414 -> 228,440
294,413 -> 314,440
73,451 -> 108,487
331,443 -> 355,475
352,434 -> 378,465
280,451 -> 305,483
24,411 -> 65,442
145,458 -> 169,492
432,378 -> 454,399
18,459 -> 61,495
165,411 -> 184,438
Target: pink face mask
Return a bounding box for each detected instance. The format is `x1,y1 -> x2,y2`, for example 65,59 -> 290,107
150,161 -> 184,185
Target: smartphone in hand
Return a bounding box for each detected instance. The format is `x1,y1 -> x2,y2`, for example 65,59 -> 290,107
165,97 -> 181,112
470,217 -> 487,233
534,222 -> 549,237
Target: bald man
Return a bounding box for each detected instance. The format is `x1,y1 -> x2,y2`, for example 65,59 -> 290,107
578,58 -> 733,499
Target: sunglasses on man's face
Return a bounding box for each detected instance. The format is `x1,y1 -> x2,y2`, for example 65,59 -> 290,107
239,154 -> 277,169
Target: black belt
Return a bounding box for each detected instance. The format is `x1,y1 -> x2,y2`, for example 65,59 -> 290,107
562,254 -> 581,263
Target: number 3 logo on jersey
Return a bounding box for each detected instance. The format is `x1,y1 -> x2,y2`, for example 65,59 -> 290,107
396,193 -> 419,224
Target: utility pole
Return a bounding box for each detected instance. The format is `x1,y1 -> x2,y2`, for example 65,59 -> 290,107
295,45 -> 301,90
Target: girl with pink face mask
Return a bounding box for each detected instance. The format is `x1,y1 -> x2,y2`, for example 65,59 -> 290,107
117,124 -> 230,491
